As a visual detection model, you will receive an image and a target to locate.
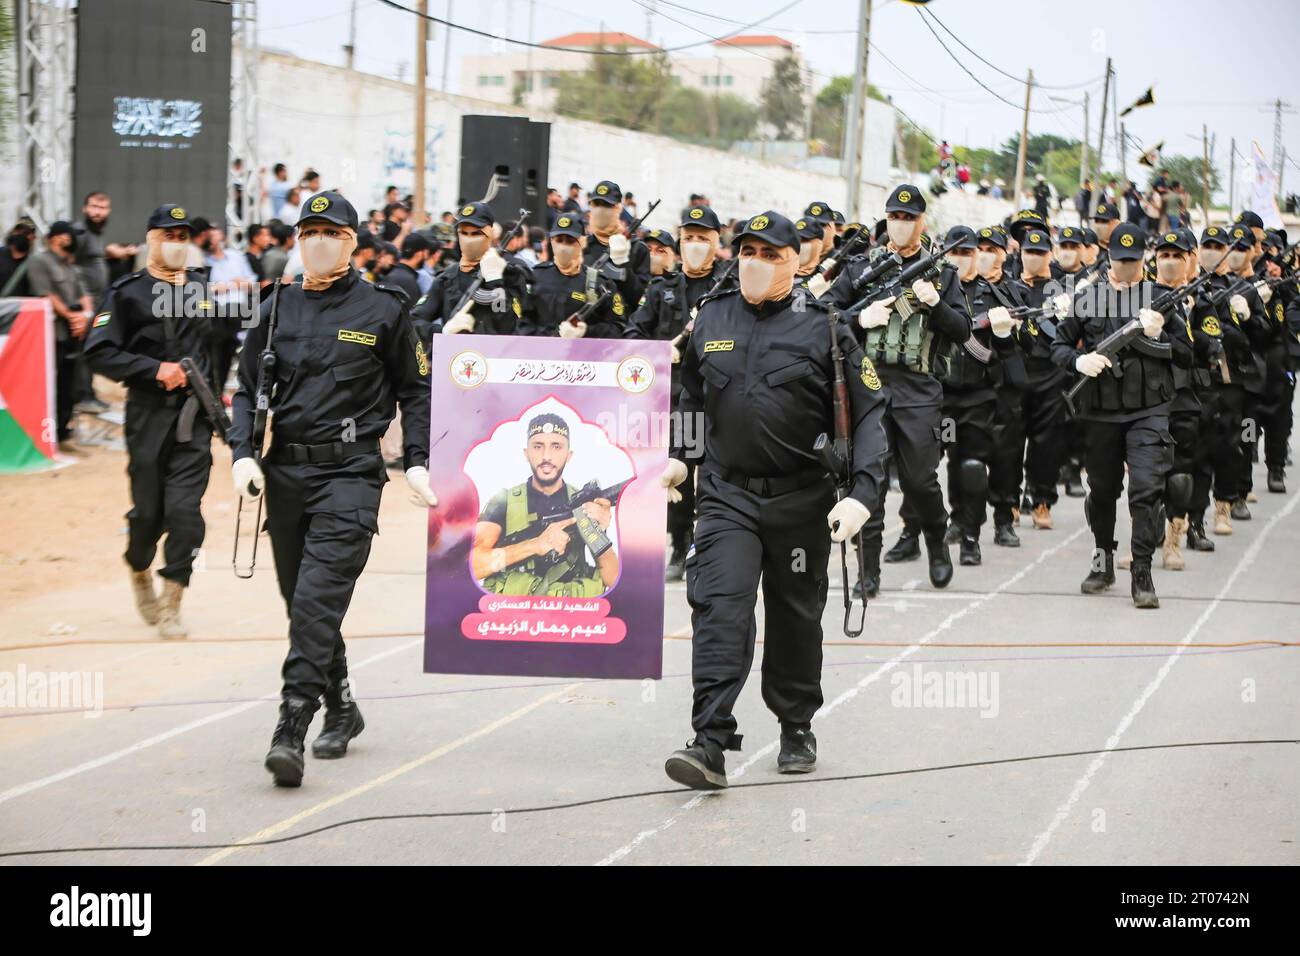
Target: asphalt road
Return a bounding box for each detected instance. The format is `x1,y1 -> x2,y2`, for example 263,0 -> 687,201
2,454 -> 1297,866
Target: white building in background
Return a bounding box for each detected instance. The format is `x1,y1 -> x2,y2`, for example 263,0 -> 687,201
459,31 -> 805,113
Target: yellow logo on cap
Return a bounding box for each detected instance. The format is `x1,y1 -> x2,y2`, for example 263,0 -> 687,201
980,228 -> 992,238
557,216 -> 571,228
1165,232 -> 1177,243
1029,232 -> 1042,243
310,196 -> 330,213
170,207 -> 185,220
1233,227 -> 1245,239
860,356 -> 881,391
1120,233 -> 1135,248
461,204 -> 475,217
811,204 -> 824,215
897,191 -> 911,204
689,208 -> 704,220
796,220 -> 807,230
749,215 -> 770,231
596,184 -> 609,195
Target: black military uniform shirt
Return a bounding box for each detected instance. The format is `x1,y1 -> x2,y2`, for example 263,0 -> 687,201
383,262 -> 423,308
411,259 -> 529,341
579,235 -> 650,337
676,289 -> 888,508
523,261 -> 624,339
84,268 -> 214,393
228,269 -> 430,470
625,260 -> 733,343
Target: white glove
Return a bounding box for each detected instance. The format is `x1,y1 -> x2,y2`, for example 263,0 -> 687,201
404,465 -> 439,507
479,247 -> 506,283
1075,352 -> 1111,378
988,306 -> 1015,338
1254,279 -> 1272,304
827,497 -> 871,543
660,459 -> 688,503
911,278 -> 940,306
1229,294 -> 1249,322
1052,292 -> 1072,319
558,318 -> 587,339
608,233 -> 630,266
1139,307 -> 1165,339
1076,276 -> 1095,291
232,456 -> 264,500
671,343 -> 682,365
443,310 -> 475,335
859,296 -> 895,329
806,273 -> 831,299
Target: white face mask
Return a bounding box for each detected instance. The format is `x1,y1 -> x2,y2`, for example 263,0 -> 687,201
1022,251 -> 1048,274
887,219 -> 917,248
650,252 -> 675,276
976,251 -> 999,277
1156,258 -> 1183,284
552,243 -> 581,271
798,243 -> 818,268
1057,248 -> 1079,269
160,242 -> 188,269
588,205 -> 618,232
1111,260 -> 1143,284
301,236 -> 348,277
1199,247 -> 1225,271
1226,249 -> 1248,271
681,241 -> 712,271
459,233 -> 489,261
739,258 -> 776,304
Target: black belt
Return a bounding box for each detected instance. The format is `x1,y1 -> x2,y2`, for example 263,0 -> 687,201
708,464 -> 828,498
269,439 -> 379,465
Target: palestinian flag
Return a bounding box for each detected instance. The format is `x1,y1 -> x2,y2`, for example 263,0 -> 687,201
0,297 -> 57,472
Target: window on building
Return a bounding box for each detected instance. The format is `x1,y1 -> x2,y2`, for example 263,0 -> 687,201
478,74 -> 506,87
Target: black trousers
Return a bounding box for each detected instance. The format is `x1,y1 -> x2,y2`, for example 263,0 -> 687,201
123,398 -> 212,585
55,339 -> 77,441
1213,385 -> 1248,501
1021,371 -> 1069,507
686,470 -> 834,749
1169,397 -> 1218,521
667,457 -> 697,548
1083,413 -> 1172,562
863,398 -> 947,565
265,453 -> 384,702
938,394 -> 994,536
988,384 -> 1026,523
1276,370 -> 1296,468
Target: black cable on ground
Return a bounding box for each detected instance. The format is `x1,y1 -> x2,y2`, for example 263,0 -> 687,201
2,739 -> 1293,859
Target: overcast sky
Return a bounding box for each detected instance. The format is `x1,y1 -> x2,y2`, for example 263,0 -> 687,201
260,0 -> 1300,196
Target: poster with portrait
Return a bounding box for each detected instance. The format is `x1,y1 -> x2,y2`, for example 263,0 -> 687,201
424,334 -> 671,679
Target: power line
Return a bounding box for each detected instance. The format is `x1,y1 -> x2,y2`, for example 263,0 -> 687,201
920,7 -> 1103,92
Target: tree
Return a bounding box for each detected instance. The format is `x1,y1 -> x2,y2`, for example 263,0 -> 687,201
1150,154 -> 1221,209
760,54 -> 805,140
809,75 -> 888,158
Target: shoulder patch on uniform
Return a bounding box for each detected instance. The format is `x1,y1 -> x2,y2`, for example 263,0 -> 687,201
414,338 -> 430,376
860,356 -> 881,390
612,292 -> 625,317
338,329 -> 377,346
703,340 -> 734,353
93,312 -> 111,328
1201,315 -> 1221,336
511,296 -> 522,318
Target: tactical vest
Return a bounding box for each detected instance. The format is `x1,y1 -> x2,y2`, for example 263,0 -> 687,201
481,482 -> 606,598
863,293 -> 936,374
1079,314 -> 1175,414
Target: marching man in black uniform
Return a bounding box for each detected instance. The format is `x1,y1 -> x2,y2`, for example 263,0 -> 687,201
227,191 -> 434,786
85,204 -> 215,639
1051,223 -> 1192,609
659,211 -> 887,790
574,180 -> 649,339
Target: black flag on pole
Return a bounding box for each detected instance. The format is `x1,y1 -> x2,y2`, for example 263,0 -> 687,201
1120,86 -> 1155,117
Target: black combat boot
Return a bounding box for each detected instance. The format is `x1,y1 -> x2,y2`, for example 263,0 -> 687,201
1131,561 -> 1159,609
852,552 -> 881,600
993,521 -> 1020,547
265,696 -> 319,787
665,533 -> 690,582
1080,547 -> 1116,594
924,527 -> 953,589
1186,516 -> 1215,552
883,528 -> 921,563
959,533 -> 982,566
1231,498 -> 1252,521
777,725 -> 817,774
665,737 -> 728,790
1064,464 -> 1086,498
944,521 -> 963,545
1267,468 -> 1286,493
312,677 -> 365,759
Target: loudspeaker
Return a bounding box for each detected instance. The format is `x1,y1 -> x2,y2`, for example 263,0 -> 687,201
459,115 -> 550,234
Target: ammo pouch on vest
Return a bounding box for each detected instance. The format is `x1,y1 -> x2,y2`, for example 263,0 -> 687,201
864,303 -> 936,374
1082,350 -> 1174,413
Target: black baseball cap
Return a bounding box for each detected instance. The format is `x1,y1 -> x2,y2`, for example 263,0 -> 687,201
794,216 -> 823,241
831,209 -> 845,225
1227,223 -> 1254,249
1081,227 -> 1099,246
885,184 -> 926,215
549,212 -> 585,239
1057,225 -> 1084,245
400,233 -> 429,257
299,191 -> 359,230
1020,228 -> 1051,252
47,220 -> 76,239
643,228 -> 677,254
1154,229 -> 1192,252
944,225 -> 978,251
146,203 -> 194,231
589,180 -> 623,206
1264,228 -> 1286,249
681,205 -> 721,231
1108,222 -> 1146,261
1091,201 -> 1119,222
975,225 -> 1008,250
732,210 -> 800,252
453,201 -> 495,228
1008,209 -> 1046,242
804,200 -> 833,224
1235,210 -> 1264,231
1201,225 -> 1230,247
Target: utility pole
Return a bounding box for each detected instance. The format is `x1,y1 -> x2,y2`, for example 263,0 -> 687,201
440,0 -> 453,92
1089,57 -> 1112,219
1228,137 -> 1236,215
1201,124 -> 1211,226
1113,77 -> 1124,183
1079,89 -> 1090,189
525,0 -> 535,108
344,0 -> 357,70
1012,68 -> 1033,206
414,0 -> 428,225
844,0 -> 872,220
